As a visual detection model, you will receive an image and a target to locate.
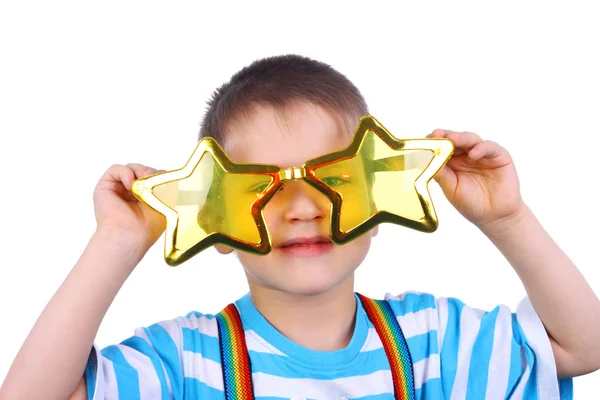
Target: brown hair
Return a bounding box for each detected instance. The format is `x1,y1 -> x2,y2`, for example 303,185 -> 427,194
198,54 -> 369,145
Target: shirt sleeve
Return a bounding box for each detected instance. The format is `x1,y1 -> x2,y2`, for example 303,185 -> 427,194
84,318 -> 185,400
437,295 -> 573,399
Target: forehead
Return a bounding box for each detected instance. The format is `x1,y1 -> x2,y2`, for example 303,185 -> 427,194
224,102 -> 353,167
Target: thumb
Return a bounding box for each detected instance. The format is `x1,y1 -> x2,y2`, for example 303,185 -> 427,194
432,165 -> 457,198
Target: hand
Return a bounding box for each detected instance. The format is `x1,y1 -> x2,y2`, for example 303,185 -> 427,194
427,129 -> 525,233
93,163 -> 166,257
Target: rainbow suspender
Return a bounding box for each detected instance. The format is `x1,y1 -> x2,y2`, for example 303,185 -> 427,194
357,293 -> 416,399
216,294 -> 415,400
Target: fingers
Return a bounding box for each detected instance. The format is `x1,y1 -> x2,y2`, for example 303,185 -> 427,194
101,164 -> 163,191
427,130 -> 512,167
126,163 -> 163,181
468,140 -> 504,161
427,129 -> 483,156
103,165 -> 135,190
430,164 -> 459,204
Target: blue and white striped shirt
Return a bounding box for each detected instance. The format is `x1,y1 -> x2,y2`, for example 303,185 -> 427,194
85,292 -> 573,399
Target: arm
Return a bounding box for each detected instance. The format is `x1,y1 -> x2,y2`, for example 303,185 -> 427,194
0,164 -> 165,400
0,229 -> 141,400
481,205 -> 600,378
427,128 -> 600,379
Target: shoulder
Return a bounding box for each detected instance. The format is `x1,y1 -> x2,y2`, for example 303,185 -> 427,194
381,291 -> 522,353
380,292 -> 570,399
383,291 -> 438,315
382,291 -> 517,332
132,310 -> 220,340
177,310 -> 219,335
382,291 -> 442,336
124,310 -> 222,360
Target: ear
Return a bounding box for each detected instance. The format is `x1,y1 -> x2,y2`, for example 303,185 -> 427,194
370,226 -> 379,238
215,244 -> 234,255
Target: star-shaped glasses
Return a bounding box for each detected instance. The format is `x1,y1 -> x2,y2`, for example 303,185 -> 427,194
132,116 -> 454,266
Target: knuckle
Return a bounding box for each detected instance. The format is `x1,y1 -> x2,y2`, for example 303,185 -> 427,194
108,163 -> 124,171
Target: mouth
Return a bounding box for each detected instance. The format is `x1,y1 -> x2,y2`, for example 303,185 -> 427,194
277,235 -> 334,257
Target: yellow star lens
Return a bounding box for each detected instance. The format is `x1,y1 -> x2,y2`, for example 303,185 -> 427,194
305,116 -> 454,245
132,138 -> 280,266
150,152 -> 274,253
312,131 -> 436,235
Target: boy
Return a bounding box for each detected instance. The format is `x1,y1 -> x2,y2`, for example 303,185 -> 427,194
2,54 -> 599,399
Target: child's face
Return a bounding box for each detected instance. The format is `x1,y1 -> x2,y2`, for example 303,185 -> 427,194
217,101 -> 376,295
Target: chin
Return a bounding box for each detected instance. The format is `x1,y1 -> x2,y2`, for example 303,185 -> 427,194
279,278 -> 342,297
266,263 -> 355,297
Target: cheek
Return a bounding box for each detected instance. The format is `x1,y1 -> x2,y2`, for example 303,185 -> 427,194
350,232 -> 373,252
236,251 -> 276,284
325,233 -> 373,273
236,251 -> 259,269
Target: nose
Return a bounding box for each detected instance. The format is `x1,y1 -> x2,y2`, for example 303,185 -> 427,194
276,180 -> 328,223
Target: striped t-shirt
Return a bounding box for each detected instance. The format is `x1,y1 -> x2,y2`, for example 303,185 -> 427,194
85,292 -> 573,399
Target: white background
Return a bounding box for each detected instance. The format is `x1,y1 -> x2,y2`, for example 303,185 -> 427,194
1,0 -> 598,395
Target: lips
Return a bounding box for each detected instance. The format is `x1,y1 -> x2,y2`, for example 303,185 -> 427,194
278,235 -> 332,248
276,235 -> 334,257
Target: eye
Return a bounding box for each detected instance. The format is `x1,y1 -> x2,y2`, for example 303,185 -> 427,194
248,182 -> 270,194
322,174 -> 351,188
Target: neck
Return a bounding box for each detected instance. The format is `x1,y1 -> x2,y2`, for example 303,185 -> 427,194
247,274 -> 357,352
